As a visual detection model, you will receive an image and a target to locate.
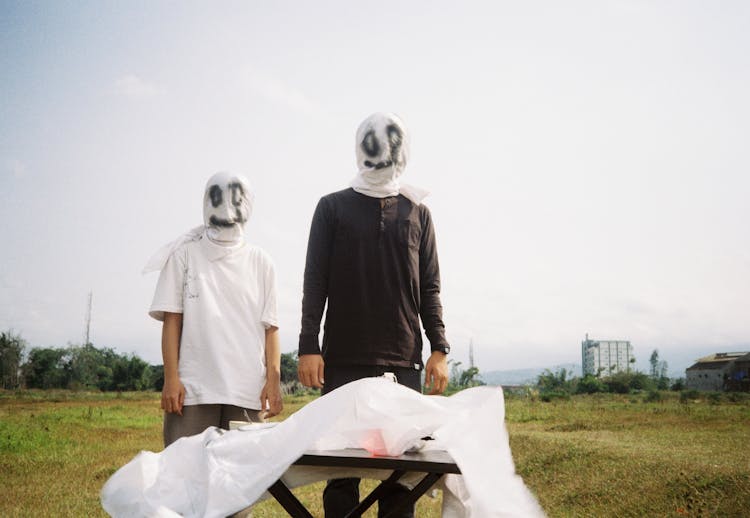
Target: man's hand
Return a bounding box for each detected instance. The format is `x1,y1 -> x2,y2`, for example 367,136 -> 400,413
424,351 -> 449,395
298,354 -> 325,388
260,380 -> 283,419
161,376 -> 186,415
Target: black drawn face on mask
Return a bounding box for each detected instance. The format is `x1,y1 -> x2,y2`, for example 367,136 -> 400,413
356,113 -> 408,171
204,174 -> 251,229
361,124 -> 404,169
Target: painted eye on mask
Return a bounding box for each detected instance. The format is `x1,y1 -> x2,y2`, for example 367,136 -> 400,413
362,130 -> 380,158
209,185 -> 223,208
229,182 -> 244,207
386,124 -> 403,164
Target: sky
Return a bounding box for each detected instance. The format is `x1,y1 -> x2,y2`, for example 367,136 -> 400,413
1,0 -> 748,375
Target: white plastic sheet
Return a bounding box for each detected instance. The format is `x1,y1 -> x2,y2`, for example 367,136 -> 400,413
101,378 -> 544,517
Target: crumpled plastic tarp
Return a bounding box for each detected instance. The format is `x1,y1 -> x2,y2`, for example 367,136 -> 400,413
101,378 -> 545,517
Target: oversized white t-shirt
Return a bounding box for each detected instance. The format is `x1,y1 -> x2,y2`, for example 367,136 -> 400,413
149,235 -> 278,410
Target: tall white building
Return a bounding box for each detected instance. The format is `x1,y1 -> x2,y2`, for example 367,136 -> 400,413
581,334 -> 633,376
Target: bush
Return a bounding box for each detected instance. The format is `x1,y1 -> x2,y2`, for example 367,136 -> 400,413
670,378 -> 686,391
536,368 -> 573,393
628,372 -> 654,391
603,373 -> 631,394
601,371 -> 655,394
644,390 -> 662,403
540,390 -> 570,402
707,392 -> 722,405
576,375 -> 605,394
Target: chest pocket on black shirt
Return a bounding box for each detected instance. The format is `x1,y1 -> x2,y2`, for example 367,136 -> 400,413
398,218 -> 421,250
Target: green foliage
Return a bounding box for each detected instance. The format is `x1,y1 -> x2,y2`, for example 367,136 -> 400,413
602,371 -> 654,394
576,374 -> 606,394
446,360 -> 485,393
0,330 -> 27,389
649,349 -> 660,378
21,343 -> 159,392
280,352 -> 299,383
644,390 -> 662,402
535,369 -> 573,395
628,371 -> 654,391
536,368 -> 574,394
23,347 -> 69,389
458,366 -> 481,388
150,364 -> 164,391
648,348 -> 670,389
536,369 -> 674,397
670,378 -> 686,391
540,390 -> 571,402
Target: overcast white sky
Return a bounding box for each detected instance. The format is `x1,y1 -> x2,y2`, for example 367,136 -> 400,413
1,1 -> 748,374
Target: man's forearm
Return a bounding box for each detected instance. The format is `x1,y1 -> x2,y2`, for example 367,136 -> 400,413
161,312 -> 183,380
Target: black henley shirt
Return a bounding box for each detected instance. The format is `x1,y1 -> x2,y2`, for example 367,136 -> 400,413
298,188 -> 449,369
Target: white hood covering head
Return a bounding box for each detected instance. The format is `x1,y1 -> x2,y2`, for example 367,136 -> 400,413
142,172 -> 253,274
203,171 -> 253,246
350,112 -> 429,205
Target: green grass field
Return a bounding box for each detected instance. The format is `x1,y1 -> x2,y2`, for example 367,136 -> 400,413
1,389 -> 748,517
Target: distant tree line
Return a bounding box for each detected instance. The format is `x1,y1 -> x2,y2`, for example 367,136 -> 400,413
0,330 -> 307,393
1,330 -> 162,391
3,330 -> 488,395
534,350 -> 684,401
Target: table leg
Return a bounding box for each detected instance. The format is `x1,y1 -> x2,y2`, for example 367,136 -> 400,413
267,480 -> 314,518
343,470 -> 406,518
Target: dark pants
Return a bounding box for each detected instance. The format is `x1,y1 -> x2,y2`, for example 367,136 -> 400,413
163,404 -> 263,447
322,365 -> 421,518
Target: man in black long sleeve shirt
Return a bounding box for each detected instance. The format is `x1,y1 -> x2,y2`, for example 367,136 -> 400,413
298,113 -> 450,518
299,187 -> 450,369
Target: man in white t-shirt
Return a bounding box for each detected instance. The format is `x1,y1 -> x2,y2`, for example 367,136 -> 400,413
148,172 -> 282,446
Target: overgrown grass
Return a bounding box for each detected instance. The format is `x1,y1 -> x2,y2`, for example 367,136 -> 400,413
1,390 -> 748,517
505,392 -> 750,517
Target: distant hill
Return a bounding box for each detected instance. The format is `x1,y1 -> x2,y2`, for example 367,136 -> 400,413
481,363 -> 581,386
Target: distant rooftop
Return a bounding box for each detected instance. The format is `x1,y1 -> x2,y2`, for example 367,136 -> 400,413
687,352 -> 750,370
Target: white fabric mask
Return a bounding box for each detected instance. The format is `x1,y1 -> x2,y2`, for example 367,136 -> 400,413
349,112 -> 429,205
142,172 -> 253,274
203,172 -> 252,246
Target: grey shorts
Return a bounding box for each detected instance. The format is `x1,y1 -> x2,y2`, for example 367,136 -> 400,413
163,404 -> 264,447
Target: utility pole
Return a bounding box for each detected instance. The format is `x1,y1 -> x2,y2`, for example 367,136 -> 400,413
469,337 -> 475,369
84,291 -> 93,346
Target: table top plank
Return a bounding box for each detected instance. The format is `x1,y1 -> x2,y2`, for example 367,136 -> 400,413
294,448 -> 461,474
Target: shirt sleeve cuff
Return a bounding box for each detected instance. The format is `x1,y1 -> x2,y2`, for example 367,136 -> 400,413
298,334 -> 322,355
427,331 -> 450,354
